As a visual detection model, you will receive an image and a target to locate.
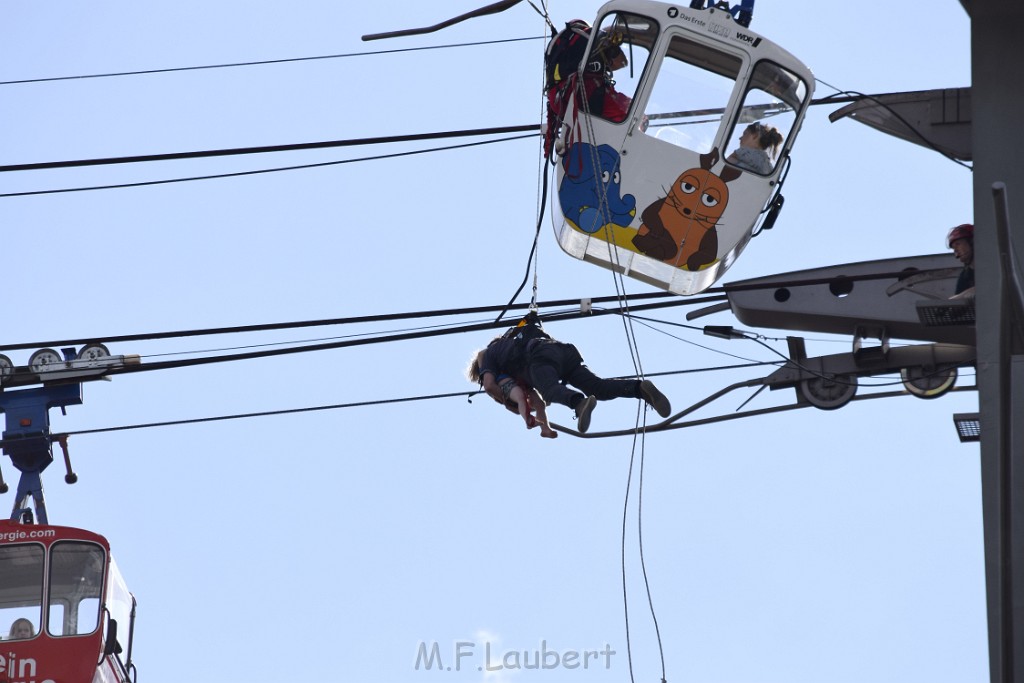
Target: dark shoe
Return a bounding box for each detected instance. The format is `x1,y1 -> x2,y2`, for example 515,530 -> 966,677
640,380 -> 671,418
574,395 -> 597,433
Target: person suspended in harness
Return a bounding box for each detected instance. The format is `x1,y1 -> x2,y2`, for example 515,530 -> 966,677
467,313 -> 671,434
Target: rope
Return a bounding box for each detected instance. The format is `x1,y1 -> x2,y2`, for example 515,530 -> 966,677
562,28 -> 666,683
578,66 -> 647,380
494,1 -> 557,325
620,405 -> 643,683
525,0 -> 556,34
530,15 -> 551,315
636,414 -> 668,683
541,24 -> 662,677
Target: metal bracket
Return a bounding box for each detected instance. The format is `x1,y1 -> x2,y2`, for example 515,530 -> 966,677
0,383 -> 83,525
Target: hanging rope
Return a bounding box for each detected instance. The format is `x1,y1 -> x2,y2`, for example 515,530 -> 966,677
493,2 -> 556,325
571,51 -> 646,381
565,28 -> 667,683
635,415 -> 668,683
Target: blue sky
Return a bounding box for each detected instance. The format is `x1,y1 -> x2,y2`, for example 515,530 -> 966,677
1,2 -> 982,682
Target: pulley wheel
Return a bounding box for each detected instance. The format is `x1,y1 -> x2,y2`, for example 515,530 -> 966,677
799,374 -> 857,410
901,365 -> 958,399
28,348 -> 62,374
78,343 -> 111,361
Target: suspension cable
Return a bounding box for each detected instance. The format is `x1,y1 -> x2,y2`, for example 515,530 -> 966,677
0,37 -> 545,87
0,124 -> 540,174
0,134 -> 537,198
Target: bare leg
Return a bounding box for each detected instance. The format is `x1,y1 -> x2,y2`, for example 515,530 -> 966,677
527,388 -> 558,439
506,385 -> 536,430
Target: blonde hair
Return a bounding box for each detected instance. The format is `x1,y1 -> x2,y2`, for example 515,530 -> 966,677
466,350 -> 485,384
467,335 -> 506,384
9,618 -> 34,638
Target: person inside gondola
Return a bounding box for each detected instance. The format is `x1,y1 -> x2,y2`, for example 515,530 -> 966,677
947,222 -> 975,299
8,618 -> 34,640
727,121 -> 783,175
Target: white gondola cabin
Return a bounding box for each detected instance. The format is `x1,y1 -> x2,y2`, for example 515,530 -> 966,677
551,0 -> 814,295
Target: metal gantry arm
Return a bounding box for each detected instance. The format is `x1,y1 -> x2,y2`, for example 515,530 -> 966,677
0,383 -> 83,524
552,254 -> 985,438
552,336 -> 977,438
0,343 -> 138,524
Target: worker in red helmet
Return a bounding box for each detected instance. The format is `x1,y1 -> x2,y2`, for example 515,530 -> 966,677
947,223 -> 975,298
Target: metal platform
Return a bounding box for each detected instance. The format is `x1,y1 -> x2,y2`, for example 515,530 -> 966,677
917,298 -> 976,326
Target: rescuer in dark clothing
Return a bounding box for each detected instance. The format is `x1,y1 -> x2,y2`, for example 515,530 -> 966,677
467,318 -> 671,434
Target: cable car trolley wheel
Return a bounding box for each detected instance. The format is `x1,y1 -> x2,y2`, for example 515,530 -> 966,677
28,348 -> 63,375
799,374 -> 857,410
901,364 -> 958,399
0,354 -> 12,381
78,343 -> 111,361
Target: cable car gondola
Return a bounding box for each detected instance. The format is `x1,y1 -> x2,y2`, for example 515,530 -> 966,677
0,350 -> 139,683
550,0 -> 815,295
0,520 -> 138,683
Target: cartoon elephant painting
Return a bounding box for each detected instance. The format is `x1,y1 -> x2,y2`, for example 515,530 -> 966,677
558,142 -> 636,234
631,147 -> 742,271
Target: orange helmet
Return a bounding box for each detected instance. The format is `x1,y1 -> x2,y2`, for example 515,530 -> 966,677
947,223 -> 974,248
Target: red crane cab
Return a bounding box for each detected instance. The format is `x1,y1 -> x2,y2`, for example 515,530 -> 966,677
0,520 -> 137,683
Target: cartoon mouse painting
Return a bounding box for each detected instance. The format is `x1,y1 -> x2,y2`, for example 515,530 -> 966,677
631,147 -> 742,271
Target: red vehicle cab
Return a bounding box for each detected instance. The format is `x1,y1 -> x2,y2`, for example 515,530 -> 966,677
0,520 -> 136,683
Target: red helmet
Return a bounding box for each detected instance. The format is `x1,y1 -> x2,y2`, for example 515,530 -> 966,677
947,223 -> 974,248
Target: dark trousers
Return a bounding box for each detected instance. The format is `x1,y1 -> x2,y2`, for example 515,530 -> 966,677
526,341 -> 641,408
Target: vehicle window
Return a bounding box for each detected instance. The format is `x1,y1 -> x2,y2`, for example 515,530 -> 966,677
105,555 -> 135,658
587,11 -> 656,123
0,544 -> 44,641
725,61 -> 809,175
47,541 -> 105,637
644,34 -> 743,153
